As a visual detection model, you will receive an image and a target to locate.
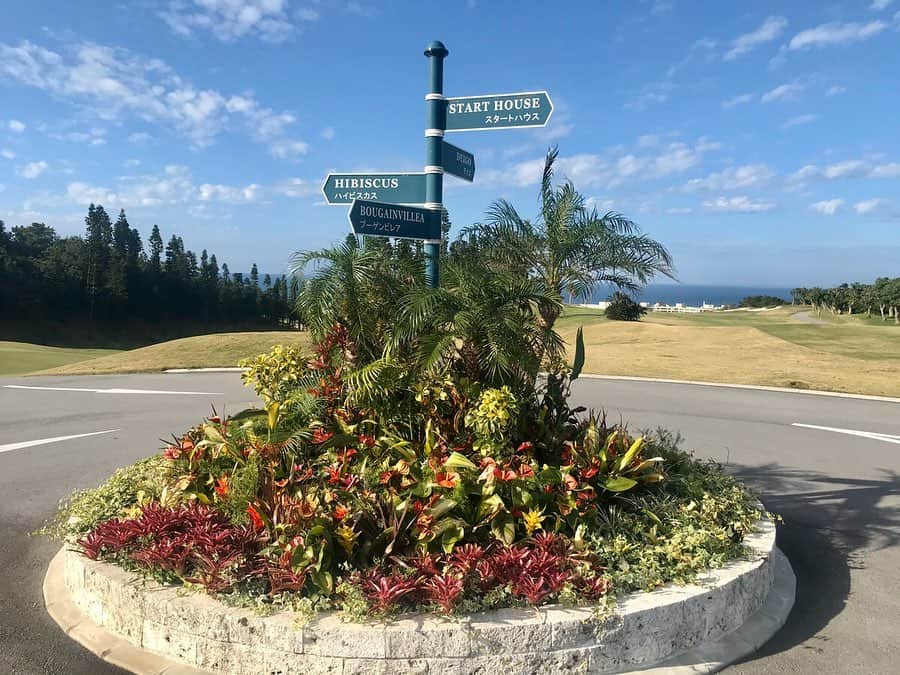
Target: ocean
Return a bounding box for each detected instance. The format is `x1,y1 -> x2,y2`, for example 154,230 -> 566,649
588,284 -> 794,307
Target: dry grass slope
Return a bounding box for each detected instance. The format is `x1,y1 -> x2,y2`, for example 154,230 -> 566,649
32,332 -> 308,376
558,306 -> 900,397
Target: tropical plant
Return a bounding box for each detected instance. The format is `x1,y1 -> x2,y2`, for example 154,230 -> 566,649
605,291 -> 646,321
458,146 -> 674,352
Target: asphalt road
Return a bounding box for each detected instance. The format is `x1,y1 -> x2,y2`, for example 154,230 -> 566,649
0,373 -> 897,674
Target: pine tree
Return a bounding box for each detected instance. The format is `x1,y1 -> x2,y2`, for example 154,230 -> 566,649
250,263 -> 259,287
148,225 -> 163,273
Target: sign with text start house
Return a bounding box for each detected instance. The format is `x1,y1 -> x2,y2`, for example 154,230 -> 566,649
444,91 -> 553,132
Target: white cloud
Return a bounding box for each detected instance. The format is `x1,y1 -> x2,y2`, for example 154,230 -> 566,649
198,182 -> 261,203
49,126 -> 107,145
666,207 -> 693,215
703,196 -> 776,213
871,162 -> 900,178
810,199 -> 843,215
722,93 -> 753,109
824,160 -> 869,179
0,40 -> 305,155
685,164 -> 775,191
789,21 -> 887,50
8,119 -> 25,133
616,154 -> 646,177
128,132 -> 152,143
871,0 -> 892,10
761,82 -> 803,103
160,0 -> 298,43
692,38 -> 717,50
783,114 -> 817,128
825,85 -> 846,96
320,126 -> 335,141
18,160 -> 48,179
854,198 -> 887,214
725,16 -> 787,60
124,159 -> 142,167
273,177 -> 316,197
1,148 -> 14,160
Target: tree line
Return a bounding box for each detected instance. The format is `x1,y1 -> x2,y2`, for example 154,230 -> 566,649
792,279 -> 900,323
0,204 -> 295,338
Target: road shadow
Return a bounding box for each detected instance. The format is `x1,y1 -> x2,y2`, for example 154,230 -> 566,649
725,463 -> 900,664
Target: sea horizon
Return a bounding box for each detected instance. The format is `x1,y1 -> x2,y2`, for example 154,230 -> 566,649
588,283 -> 794,307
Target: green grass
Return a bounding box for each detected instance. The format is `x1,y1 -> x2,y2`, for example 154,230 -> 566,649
0,342 -> 121,376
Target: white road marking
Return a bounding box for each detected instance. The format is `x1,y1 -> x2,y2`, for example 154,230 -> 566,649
3,385 -> 223,396
792,423 -> 900,445
0,429 -> 120,455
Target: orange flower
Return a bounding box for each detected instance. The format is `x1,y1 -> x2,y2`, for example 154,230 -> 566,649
214,475 -> 229,498
332,505 -> 350,522
246,505 -> 265,530
435,471 -> 459,489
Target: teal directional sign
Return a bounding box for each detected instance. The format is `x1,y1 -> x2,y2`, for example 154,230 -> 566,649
322,173 -> 426,205
445,91 -> 553,132
442,140 -> 475,182
348,199 -> 441,241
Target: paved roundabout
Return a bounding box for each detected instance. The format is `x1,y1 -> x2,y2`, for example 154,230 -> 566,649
1,373 -> 898,674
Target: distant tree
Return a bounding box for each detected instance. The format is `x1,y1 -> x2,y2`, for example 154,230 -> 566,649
605,291 -> 645,321
148,225 -> 163,272
250,263 -> 259,287
740,295 -> 788,308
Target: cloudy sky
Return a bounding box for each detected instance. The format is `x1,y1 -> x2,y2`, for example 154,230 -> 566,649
1,1 -> 899,285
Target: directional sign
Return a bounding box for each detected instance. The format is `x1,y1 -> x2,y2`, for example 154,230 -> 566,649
322,173 -> 427,205
348,199 -> 441,241
445,91 -> 553,132
442,140 -> 475,182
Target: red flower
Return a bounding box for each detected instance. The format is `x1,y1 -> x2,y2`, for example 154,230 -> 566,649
518,463 -> 535,479
332,505 -> 350,522
379,470 -> 394,485
312,428 -> 334,444
246,505 -> 265,530
357,434 -> 376,448
338,447 -> 358,463
563,474 -> 578,490
516,441 -> 534,454
326,464 -> 343,485
162,445 -> 181,460
493,468 -> 518,482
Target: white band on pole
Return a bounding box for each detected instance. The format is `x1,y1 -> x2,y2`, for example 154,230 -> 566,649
424,165 -> 443,174
423,202 -> 443,210
425,93 -> 447,101
423,238 -> 442,244
425,129 -> 444,137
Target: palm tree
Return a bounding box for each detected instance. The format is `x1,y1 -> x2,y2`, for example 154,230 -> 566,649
459,146 -> 675,336
391,258 -> 563,391
290,235 -> 422,363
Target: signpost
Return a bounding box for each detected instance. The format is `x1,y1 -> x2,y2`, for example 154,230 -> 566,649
445,91 -> 553,132
441,140 -> 475,182
322,172 -> 426,205
348,199 -> 441,241
322,41 -> 551,289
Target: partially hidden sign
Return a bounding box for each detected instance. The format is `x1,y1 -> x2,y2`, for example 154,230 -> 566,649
442,140 -> 475,182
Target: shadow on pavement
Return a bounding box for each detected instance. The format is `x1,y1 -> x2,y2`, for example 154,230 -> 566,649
726,464 -> 900,665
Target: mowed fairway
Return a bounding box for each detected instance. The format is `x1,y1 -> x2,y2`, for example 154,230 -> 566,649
0,341 -> 120,376
31,331 -> 307,376
557,306 -> 900,397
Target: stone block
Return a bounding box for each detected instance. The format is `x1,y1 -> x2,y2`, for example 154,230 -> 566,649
304,615 -> 387,658
141,620 -> 199,665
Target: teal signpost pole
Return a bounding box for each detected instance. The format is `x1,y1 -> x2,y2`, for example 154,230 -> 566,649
423,41 -> 448,289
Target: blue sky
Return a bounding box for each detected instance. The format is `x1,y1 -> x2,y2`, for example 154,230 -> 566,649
1,1 -> 899,286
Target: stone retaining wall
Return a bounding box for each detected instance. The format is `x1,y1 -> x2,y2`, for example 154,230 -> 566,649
61,519 -> 776,674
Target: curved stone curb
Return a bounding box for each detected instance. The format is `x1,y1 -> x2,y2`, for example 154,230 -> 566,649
45,519 -> 789,674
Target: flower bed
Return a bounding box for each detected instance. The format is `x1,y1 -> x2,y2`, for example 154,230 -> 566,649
42,330 -> 770,622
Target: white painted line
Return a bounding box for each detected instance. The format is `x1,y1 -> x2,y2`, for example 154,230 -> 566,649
577,374 -> 900,404
4,385 -> 223,396
792,423 -> 900,445
0,429 -> 119,455
164,367 -> 247,373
